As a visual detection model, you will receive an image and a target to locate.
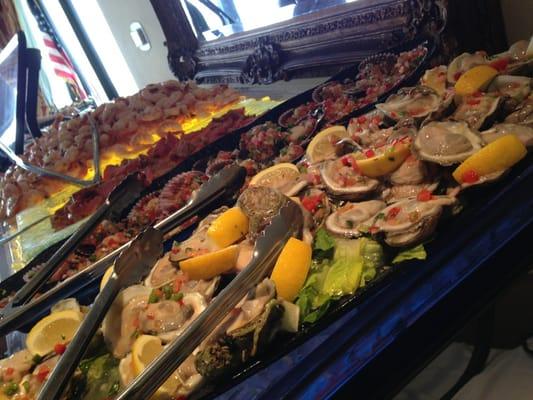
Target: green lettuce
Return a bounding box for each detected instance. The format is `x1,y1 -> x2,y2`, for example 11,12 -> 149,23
392,244 -> 427,264
312,228 -> 335,261
360,238 -> 385,287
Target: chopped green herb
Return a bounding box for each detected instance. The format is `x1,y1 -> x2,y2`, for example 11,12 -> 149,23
32,354 -> 43,364
4,382 -> 18,396
88,254 -> 97,262
346,220 -> 354,229
22,381 -> 30,393
375,213 -> 385,220
108,381 -> 120,395
130,329 -> 140,339
61,334 -> 66,340
162,285 -> 173,300
171,292 -> 184,302
148,291 -> 159,304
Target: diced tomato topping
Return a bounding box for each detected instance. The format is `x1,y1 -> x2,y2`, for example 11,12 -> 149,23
462,169 -> 480,183
387,207 -> 401,219
365,149 -> 375,158
391,111 -> 398,118
132,316 -> 140,329
173,275 -> 188,292
371,116 -> 381,125
453,71 -> 462,81
146,312 -> 155,320
369,226 -> 380,234
301,194 -> 323,214
36,365 -> 50,383
356,116 -> 367,124
341,155 -> 352,166
489,57 -> 509,72
417,189 -> 433,202
5,367 -> 14,376
472,91 -> 483,97
54,343 -> 67,355
467,98 -> 481,106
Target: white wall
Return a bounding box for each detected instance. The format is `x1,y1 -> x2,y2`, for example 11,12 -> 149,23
96,0 -> 175,88
500,0 -> 533,44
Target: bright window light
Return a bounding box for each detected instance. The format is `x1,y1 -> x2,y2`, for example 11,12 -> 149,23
41,0 -> 108,105
70,0 -> 138,97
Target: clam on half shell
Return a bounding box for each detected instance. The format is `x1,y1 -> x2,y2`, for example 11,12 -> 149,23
414,121 -> 483,165
376,86 -> 441,121
325,200 -> 386,237
364,196 -> 456,247
320,157 -> 380,200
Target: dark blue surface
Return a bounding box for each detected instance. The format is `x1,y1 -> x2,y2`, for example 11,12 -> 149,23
216,161 -> 533,400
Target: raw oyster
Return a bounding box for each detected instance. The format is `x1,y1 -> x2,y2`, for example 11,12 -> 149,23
451,93 -> 501,130
414,121 -> 483,165
488,75 -> 531,102
195,299 -> 284,380
420,65 -> 448,96
505,95 -> 533,127
320,156 -> 380,200
325,200 -> 386,237
376,86 -> 441,121
102,285 -> 208,357
447,52 -> 488,83
364,196 -> 456,247
481,123 -> 533,147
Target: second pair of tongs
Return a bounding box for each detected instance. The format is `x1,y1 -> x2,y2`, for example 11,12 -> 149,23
38,227 -> 164,400
1,174 -> 145,315
0,165 -> 247,335
115,199 -> 304,400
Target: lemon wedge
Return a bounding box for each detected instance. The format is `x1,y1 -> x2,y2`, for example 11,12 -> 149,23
100,266 -> 115,291
306,126 -> 349,163
131,335 -> 180,399
270,238 -> 312,302
453,134 -> 527,183
207,207 -> 249,248
455,65 -> 498,96
26,310 -> 83,356
179,245 -> 239,280
355,142 -> 411,178
249,163 -> 300,188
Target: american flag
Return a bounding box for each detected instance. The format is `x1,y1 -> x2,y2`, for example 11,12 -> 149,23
26,0 -> 87,101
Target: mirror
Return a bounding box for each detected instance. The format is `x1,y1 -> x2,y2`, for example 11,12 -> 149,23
181,0 -> 358,42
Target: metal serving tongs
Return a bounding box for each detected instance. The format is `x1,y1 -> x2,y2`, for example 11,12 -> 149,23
38,227 -> 164,400
115,199 -> 303,400
0,165 -> 247,335
0,174 -> 145,316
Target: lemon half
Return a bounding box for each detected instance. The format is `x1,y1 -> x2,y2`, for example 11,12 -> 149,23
179,244 -> 239,280
270,237 -> 312,302
26,310 -> 83,356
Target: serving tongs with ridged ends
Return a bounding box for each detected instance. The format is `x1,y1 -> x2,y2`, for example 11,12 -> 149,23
38,227 -> 164,400
115,199 -> 304,400
0,165 -> 247,335
1,174 -> 145,314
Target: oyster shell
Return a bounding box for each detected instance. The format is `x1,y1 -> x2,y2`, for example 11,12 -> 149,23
447,52 -> 488,84
376,86 -> 441,121
364,196 -> 456,247
488,75 -> 531,102
481,123 -> 533,147
414,121 -> 483,165
325,200 -> 386,237
320,156 -> 380,200
505,95 -> 533,127
420,65 -> 447,96
451,93 -> 501,130
238,186 -> 288,235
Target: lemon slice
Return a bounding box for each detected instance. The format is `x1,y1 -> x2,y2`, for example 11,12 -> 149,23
131,335 -> 180,399
455,65 -> 498,96
100,266 -> 115,291
249,163 -> 300,188
207,207 -> 249,249
306,126 -> 349,163
179,245 -> 239,280
453,134 -> 527,183
270,238 -> 312,302
355,142 -> 411,178
26,310 -> 83,356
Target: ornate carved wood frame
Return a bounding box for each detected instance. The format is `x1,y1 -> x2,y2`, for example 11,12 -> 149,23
150,0 -> 445,84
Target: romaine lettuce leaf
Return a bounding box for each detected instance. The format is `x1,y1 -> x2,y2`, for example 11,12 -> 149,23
392,244 -> 427,264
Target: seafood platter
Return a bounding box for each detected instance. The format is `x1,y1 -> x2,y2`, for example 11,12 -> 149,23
0,35 -> 531,400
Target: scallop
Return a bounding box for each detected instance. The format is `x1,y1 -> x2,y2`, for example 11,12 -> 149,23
414,121 -> 483,165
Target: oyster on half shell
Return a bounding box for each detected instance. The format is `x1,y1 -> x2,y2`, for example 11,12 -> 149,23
481,123 -> 533,147
452,93 -> 501,130
325,200 -> 386,237
320,156 -> 380,200
364,196 -> 456,247
376,86 -> 441,121
414,121 -> 483,165
505,95 -> 533,127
